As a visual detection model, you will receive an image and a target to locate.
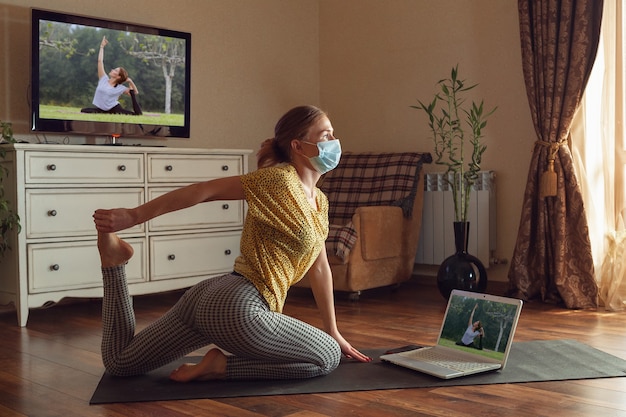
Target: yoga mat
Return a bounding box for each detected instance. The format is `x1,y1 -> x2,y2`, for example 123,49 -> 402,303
90,339 -> 626,404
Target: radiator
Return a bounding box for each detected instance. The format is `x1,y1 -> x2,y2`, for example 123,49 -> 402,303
415,171 -> 496,267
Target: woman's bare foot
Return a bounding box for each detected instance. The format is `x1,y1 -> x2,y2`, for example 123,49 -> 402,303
169,348 -> 227,382
97,232 -> 134,268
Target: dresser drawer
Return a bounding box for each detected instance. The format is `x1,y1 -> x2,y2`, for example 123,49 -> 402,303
28,238 -> 146,293
25,152 -> 144,184
148,187 -> 243,231
148,154 -> 242,182
25,188 -> 144,238
150,232 -> 240,280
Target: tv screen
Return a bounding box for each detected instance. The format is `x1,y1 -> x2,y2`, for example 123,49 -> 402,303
31,9 -> 191,140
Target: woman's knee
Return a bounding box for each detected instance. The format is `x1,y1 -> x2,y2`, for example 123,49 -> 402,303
318,339 -> 341,375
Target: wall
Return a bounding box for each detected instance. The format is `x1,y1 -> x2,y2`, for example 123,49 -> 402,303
0,0 -> 320,152
319,0 -> 536,282
0,0 -> 536,283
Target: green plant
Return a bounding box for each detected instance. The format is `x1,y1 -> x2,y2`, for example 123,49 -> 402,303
0,120 -> 20,257
412,65 -> 497,222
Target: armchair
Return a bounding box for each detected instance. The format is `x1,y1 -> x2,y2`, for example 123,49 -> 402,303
295,151 -> 432,299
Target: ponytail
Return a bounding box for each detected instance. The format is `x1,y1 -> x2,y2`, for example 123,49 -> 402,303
257,138 -> 281,168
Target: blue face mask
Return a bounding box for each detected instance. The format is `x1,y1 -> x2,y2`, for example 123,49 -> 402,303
302,139 -> 342,174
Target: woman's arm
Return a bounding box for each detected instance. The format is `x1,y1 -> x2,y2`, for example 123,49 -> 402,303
94,175 -> 244,233
306,249 -> 372,362
97,36 -> 107,79
468,304 -> 477,326
126,77 -> 139,95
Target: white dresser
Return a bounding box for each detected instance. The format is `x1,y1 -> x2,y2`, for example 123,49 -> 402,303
0,144 -> 251,326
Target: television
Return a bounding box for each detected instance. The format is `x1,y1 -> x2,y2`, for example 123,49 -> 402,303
31,9 -> 191,141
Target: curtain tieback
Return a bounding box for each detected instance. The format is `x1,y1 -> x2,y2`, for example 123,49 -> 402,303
535,139 -> 566,198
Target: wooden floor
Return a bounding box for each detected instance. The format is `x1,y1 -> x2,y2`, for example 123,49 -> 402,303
1,275 -> 625,417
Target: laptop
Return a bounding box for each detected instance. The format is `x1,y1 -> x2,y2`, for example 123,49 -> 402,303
380,289 -> 523,379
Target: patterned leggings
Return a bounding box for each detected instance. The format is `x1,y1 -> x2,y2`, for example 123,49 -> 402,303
101,266 -> 341,379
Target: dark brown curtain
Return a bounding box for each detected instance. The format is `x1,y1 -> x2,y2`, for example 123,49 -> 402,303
508,0 -> 603,309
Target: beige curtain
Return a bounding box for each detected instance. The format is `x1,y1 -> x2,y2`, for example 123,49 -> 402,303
571,0 -> 626,311
508,0 -> 603,309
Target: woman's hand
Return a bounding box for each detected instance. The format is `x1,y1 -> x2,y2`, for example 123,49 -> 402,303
100,36 -> 108,48
331,331 -> 372,363
93,208 -> 136,233
125,78 -> 139,95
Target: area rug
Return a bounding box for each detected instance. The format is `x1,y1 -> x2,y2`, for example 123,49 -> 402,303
90,339 -> 626,404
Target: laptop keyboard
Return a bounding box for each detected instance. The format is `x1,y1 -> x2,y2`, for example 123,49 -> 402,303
402,348 -> 495,372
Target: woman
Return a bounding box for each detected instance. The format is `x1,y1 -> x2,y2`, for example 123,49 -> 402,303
93,105 -> 371,382
456,303 -> 484,350
81,36 -> 142,115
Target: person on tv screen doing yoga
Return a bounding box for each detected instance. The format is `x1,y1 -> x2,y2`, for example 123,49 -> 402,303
81,36 -> 142,115
93,105 -> 372,382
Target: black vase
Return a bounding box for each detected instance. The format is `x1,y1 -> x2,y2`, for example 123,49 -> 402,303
436,221 -> 488,299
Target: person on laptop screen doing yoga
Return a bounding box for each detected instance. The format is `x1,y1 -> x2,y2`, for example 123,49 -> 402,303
456,303 -> 485,350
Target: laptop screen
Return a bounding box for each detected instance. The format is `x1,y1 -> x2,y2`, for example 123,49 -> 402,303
438,290 -> 523,363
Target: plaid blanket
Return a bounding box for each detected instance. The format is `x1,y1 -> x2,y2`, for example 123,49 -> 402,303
320,152 -> 431,260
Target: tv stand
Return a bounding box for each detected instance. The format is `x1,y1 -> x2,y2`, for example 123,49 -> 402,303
0,144 -> 252,326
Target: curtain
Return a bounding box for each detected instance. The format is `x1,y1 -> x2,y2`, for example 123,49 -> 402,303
508,0 -> 603,309
571,0 -> 626,311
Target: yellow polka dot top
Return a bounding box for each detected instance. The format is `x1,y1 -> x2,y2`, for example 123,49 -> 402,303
234,164 -> 329,313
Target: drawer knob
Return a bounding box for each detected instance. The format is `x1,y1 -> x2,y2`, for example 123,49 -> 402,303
47,164 -> 57,171
222,165 -> 229,171
224,249 -> 232,255
167,254 -> 176,261
165,165 -> 173,171
50,264 -> 60,271
118,165 -> 126,172
222,204 -> 229,210
48,210 -> 57,217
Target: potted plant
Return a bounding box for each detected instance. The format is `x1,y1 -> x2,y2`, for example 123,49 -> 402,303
412,65 -> 496,298
0,120 -> 20,257
412,65 -> 496,222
